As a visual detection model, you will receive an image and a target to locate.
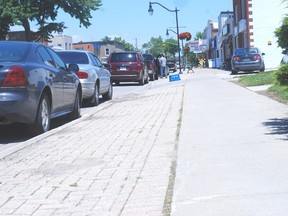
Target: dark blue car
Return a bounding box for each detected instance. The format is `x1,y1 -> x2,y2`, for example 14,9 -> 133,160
0,41 -> 82,134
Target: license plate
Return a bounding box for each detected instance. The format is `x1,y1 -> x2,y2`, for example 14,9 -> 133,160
120,67 -> 126,70
243,58 -> 250,62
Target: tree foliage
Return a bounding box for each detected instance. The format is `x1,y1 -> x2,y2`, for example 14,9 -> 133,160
275,16 -> 288,54
142,36 -> 178,59
194,31 -> 204,40
142,36 -> 164,57
101,36 -> 135,51
0,0 -> 102,41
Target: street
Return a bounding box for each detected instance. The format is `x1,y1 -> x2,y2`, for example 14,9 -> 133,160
1,68 -> 288,216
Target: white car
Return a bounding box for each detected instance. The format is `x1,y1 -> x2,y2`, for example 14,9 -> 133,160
57,50 -> 113,106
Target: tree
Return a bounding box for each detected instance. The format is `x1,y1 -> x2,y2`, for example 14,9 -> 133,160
101,36 -> 112,43
194,31 -> 204,41
142,36 -> 164,57
164,38 -> 178,59
0,0 -> 102,41
113,36 -> 134,51
275,16 -> 288,54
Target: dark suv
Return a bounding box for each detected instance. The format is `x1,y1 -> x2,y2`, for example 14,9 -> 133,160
107,52 -> 149,85
143,53 -> 158,81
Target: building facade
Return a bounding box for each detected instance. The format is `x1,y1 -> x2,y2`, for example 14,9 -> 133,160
218,11 -> 234,69
73,41 -> 125,63
233,0 -> 286,69
204,20 -> 219,67
48,35 -> 73,50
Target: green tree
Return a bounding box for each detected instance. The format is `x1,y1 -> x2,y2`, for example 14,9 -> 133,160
101,36 -> 112,43
164,38 -> 178,59
275,17 -> 288,54
142,36 -> 164,57
0,0 -> 102,41
194,31 -> 204,40
113,36 -> 134,51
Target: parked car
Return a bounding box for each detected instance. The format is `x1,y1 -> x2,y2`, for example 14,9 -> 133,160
57,50 -> 113,106
231,47 -> 265,74
106,52 -> 149,85
143,53 -> 158,81
166,60 -> 177,73
0,41 -> 82,134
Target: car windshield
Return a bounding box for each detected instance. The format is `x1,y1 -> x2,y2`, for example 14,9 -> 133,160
0,43 -> 30,62
235,48 -> 259,55
110,53 -> 136,62
57,52 -> 89,64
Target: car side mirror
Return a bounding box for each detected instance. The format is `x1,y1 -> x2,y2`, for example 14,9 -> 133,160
262,53 -> 265,55
103,63 -> 111,69
68,63 -> 79,73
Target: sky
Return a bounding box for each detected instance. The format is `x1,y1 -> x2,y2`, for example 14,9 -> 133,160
14,0 -> 233,48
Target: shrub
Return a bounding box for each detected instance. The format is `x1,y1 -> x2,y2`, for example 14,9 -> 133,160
274,63 -> 288,85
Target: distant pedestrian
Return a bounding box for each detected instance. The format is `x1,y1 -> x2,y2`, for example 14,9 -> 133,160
159,54 -> 167,78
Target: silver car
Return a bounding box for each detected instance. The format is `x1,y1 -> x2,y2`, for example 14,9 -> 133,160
57,50 -> 113,106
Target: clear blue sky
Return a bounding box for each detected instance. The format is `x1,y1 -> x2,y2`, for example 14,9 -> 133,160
16,0 -> 233,48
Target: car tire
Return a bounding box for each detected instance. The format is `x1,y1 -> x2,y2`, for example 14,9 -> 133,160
34,93 -> 51,134
145,74 -> 149,84
155,74 -> 159,80
150,73 -> 155,81
139,73 -> 144,86
103,82 -> 113,101
70,88 -> 81,119
231,70 -> 238,75
90,84 -> 100,106
260,66 -> 265,72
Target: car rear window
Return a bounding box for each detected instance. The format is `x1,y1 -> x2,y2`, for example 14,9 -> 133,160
57,52 -> 89,64
0,43 -> 30,62
235,48 -> 259,55
110,53 -> 137,62
143,54 -> 153,61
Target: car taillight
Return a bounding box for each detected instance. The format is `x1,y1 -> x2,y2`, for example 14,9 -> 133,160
75,71 -> 88,79
137,63 -> 142,72
149,62 -> 153,70
254,54 -> 261,60
2,66 -> 27,87
233,56 -> 240,61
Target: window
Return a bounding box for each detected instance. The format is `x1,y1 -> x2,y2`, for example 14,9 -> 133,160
37,46 -> 55,67
110,53 -> 137,62
46,48 -> 66,69
105,48 -> 110,56
57,52 -> 89,64
89,53 -> 101,67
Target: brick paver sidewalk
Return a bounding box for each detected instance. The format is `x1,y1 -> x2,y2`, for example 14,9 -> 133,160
0,79 -> 184,216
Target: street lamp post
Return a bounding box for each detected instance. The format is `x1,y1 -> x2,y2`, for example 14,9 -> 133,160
148,2 -> 182,74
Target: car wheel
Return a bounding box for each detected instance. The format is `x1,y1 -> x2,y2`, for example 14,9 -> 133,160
70,88 -> 81,119
231,70 -> 238,75
103,82 -> 113,101
139,73 -> 144,86
260,66 -> 265,72
155,74 -> 159,80
34,93 -> 50,134
145,74 -> 149,84
90,84 -> 100,106
150,73 -> 155,81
